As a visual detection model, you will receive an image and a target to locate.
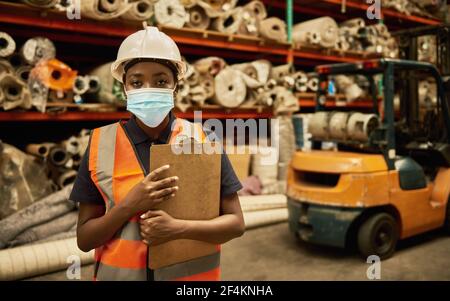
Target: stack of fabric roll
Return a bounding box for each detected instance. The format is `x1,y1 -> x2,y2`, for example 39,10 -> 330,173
176,57 -> 300,114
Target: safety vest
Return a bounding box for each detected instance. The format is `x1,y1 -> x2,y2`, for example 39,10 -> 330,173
88,118 -> 221,281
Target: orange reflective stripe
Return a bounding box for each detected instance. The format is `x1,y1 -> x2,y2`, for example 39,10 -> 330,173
174,267 -> 221,281
113,125 -> 144,206
100,239 -> 147,269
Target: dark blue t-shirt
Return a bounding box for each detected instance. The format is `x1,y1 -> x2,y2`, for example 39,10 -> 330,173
69,112 -> 242,204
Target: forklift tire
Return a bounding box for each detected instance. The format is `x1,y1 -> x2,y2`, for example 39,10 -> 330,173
357,213 -> 399,260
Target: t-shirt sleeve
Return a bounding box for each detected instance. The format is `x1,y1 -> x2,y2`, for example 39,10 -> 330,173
220,151 -> 243,198
69,141 -> 105,205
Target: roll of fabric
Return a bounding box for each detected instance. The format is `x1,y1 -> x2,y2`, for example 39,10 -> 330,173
243,208 -> 288,229
8,211 -> 78,248
0,32 -> 16,58
277,115 -> 296,164
293,17 -> 338,49
186,4 -> 210,29
154,0 -> 187,28
32,223 -> 77,245
0,184 -> 74,249
20,37 -> 56,66
258,17 -> 287,42
197,0 -> 238,17
0,237 -> 94,281
0,59 -> 14,74
81,0 -> 131,20
89,62 -> 125,106
193,56 -> 226,77
198,73 -> 215,100
211,7 -> 243,34
0,73 -> 32,110
15,65 -> 32,82
270,64 -> 294,82
239,194 -> 286,212
213,67 -> 246,108
121,0 -> 154,21
30,59 -> 77,91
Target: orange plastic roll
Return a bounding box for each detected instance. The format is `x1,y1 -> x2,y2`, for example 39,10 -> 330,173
30,58 -> 77,91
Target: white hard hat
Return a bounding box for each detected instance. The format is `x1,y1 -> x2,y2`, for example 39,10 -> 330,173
111,26 -> 186,83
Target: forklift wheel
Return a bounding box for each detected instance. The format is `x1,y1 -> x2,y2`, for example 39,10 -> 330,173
357,213 -> 399,260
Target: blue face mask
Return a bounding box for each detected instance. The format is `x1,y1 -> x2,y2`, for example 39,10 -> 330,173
126,87 -> 175,128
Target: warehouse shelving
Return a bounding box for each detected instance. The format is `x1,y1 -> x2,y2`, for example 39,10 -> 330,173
261,0 -> 442,28
0,108 -> 274,122
0,0 -> 443,121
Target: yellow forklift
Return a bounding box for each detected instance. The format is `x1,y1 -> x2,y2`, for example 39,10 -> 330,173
287,58 -> 450,259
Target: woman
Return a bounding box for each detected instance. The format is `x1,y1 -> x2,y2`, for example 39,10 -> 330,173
70,26 -> 245,281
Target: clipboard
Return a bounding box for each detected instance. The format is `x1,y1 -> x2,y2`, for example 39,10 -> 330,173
148,142 -> 221,269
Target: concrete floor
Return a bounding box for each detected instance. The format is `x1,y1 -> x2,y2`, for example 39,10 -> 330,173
28,222 -> 450,281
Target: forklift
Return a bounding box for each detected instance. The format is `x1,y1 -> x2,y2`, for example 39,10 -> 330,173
286,57 -> 450,259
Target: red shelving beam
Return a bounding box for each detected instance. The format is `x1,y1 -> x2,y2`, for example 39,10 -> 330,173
0,109 -> 274,122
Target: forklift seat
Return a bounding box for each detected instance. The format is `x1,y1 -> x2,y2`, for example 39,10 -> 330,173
394,157 -> 427,190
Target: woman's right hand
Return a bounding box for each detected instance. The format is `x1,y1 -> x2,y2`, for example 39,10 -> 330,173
119,164 -> 178,217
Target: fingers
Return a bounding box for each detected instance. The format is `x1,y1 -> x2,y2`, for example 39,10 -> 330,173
150,187 -> 178,201
140,209 -> 165,220
152,176 -> 179,191
145,164 -> 170,182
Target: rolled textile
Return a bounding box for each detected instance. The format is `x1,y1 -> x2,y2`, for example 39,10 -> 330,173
0,184 -> 74,249
197,0 -> 238,17
193,56 -> 226,76
258,17 -> 287,42
89,62 -> 125,106
8,211 -> 78,248
213,67 -> 246,108
81,0 -> 131,20
154,0 -> 187,28
121,0 -> 154,21
186,4 -> 210,30
239,194 -> 286,212
32,223 -> 77,245
293,17 -> 338,49
0,59 -> 13,74
20,37 -> 56,66
15,65 -> 32,82
0,237 -> 94,281
0,73 -> 32,110
0,32 -> 16,58
243,208 -> 288,229
211,7 -> 243,35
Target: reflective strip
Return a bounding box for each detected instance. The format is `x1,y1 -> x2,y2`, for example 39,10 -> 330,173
154,252 -> 220,281
115,220 -> 142,241
96,262 -> 147,281
95,123 -> 118,210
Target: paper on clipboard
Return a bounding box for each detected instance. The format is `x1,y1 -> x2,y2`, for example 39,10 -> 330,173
148,142 -> 221,270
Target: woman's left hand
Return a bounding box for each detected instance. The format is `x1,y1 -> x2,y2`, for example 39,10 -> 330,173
139,210 -> 186,246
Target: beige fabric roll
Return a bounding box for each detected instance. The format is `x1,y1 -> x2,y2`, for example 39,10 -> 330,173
186,4 -> 210,29
0,32 -> 16,58
154,0 -> 187,28
81,0 -> 131,20
0,237 -> 94,281
121,0 -> 154,21
258,17 -> 287,42
213,67 -> 246,108
243,208 -> 288,229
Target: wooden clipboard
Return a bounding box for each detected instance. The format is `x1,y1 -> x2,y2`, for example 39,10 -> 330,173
148,143 -> 221,269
